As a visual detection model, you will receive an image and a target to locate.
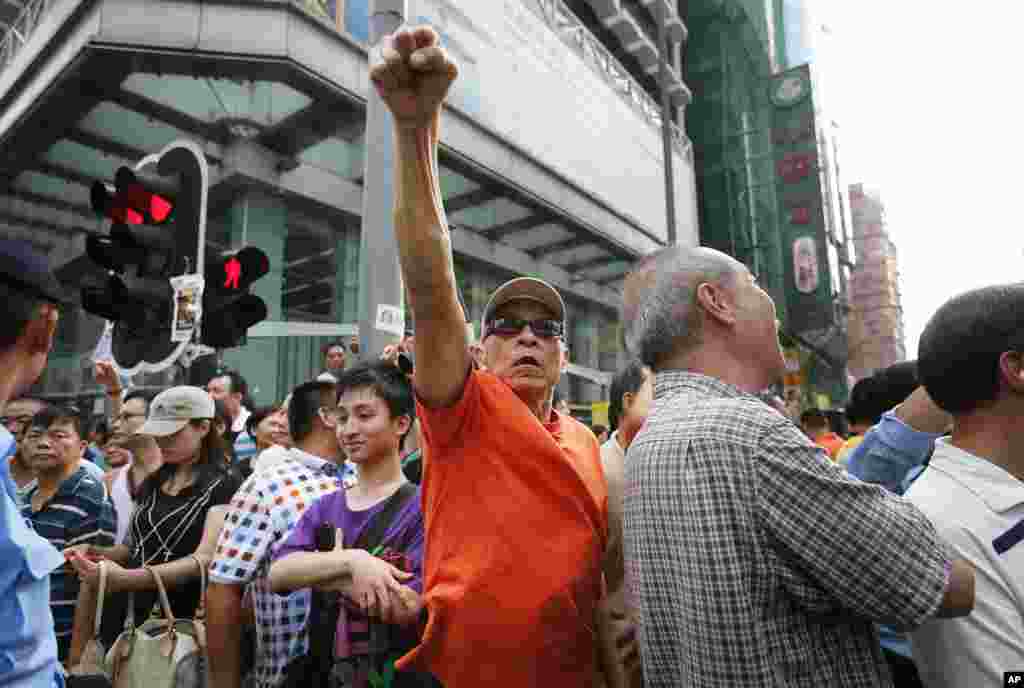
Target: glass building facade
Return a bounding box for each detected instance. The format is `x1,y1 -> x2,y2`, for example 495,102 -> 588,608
0,0 -> 697,414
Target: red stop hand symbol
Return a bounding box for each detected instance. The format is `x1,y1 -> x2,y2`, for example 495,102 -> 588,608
224,256 -> 242,289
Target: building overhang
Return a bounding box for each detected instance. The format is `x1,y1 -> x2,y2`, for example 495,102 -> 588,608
0,0 -> 668,311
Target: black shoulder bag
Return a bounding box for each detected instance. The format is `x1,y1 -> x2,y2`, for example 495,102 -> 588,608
281,483 -> 419,688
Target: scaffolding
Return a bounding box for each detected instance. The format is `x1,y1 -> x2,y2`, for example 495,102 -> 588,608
683,0 -> 788,324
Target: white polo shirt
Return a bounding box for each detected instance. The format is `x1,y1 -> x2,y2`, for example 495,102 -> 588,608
904,438 -> 1024,687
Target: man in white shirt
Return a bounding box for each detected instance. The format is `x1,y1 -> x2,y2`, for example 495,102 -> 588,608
207,370 -> 256,463
906,283 -> 1024,686
598,360 -> 652,688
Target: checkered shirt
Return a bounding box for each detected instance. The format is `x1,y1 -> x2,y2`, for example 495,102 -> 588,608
210,449 -> 339,688
624,372 -> 951,688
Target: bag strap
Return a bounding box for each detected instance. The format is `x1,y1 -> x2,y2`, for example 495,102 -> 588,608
190,555 -> 208,619
92,560 -> 108,638
143,565 -> 177,622
352,482 -> 417,552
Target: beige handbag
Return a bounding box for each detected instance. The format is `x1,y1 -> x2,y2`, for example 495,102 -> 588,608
107,556 -> 209,688
68,560 -> 112,681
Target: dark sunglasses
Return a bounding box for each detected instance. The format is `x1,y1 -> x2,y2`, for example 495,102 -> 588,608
485,318 -> 564,339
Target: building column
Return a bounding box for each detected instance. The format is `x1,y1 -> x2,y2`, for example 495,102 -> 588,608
220,191 -> 287,406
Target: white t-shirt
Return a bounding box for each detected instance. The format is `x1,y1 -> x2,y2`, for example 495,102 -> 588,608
109,466 -> 135,545
905,438 -> 1024,687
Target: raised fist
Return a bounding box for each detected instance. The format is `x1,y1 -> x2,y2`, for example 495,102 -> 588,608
93,360 -> 120,391
370,26 -> 458,131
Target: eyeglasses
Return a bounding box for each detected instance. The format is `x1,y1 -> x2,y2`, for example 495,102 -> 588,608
318,406 -> 344,427
485,318 -> 564,339
0,415 -> 35,428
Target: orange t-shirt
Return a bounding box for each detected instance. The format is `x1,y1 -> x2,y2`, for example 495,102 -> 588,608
397,369 -> 608,687
815,431 -> 846,461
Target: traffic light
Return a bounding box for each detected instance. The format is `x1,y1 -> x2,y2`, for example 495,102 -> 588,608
201,246 -> 270,349
79,140 -> 209,374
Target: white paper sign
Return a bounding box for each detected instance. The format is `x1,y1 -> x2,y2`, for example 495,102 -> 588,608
374,304 -> 405,337
171,274 -> 205,343
91,321 -> 114,363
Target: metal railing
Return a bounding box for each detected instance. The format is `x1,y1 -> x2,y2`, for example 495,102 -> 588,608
0,0 -> 52,71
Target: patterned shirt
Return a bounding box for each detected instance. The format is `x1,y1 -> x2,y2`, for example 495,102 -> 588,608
23,465 -> 116,661
210,449 -> 340,688
624,372 -> 951,688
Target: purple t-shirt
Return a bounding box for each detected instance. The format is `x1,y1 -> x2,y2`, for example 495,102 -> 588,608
274,483 -> 425,591
274,484 -> 425,665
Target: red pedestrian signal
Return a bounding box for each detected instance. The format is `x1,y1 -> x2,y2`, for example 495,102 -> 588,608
91,183 -> 144,226
202,246 -> 271,349
224,256 -> 241,289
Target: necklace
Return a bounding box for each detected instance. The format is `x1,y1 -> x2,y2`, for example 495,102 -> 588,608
130,476 -> 223,565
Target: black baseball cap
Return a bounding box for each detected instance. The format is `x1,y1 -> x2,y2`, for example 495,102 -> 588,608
0,239 -> 75,306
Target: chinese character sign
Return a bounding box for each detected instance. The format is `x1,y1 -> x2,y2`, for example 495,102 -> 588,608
771,64 -> 834,335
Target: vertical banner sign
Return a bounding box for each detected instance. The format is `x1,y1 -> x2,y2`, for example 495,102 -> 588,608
771,65 -> 834,335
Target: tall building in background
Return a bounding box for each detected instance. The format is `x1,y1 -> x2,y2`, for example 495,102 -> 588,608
846,183 -> 906,380
0,0 -> 699,420
681,0 -> 854,408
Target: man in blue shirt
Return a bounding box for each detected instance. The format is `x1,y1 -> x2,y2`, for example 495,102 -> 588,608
0,239 -> 76,687
21,407 -> 116,662
844,370 -> 953,687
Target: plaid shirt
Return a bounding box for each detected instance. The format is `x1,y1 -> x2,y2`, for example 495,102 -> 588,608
23,465 -> 116,661
210,449 -> 340,688
624,372 -> 951,688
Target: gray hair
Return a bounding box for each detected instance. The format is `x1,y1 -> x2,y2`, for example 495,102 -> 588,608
622,246 -> 739,369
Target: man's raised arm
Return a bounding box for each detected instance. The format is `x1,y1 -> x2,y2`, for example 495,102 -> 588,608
371,26 -> 468,408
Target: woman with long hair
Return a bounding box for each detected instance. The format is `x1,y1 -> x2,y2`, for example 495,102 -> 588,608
66,386 -> 243,658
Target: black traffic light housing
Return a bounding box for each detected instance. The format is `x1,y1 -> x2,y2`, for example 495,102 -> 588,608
201,246 -> 270,349
79,140 -> 209,373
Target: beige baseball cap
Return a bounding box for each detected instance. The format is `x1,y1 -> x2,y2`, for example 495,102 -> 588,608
481,277 -> 566,337
139,386 -> 216,437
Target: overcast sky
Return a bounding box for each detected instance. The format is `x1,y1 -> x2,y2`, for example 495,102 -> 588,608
817,2 -> 1024,358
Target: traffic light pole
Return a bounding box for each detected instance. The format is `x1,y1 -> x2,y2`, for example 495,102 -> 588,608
357,0 -> 407,361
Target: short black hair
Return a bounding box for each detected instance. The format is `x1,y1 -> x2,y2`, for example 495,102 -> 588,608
0,281 -> 44,351
246,405 -> 279,439
847,361 -> 919,426
29,405 -> 87,439
800,408 -> 828,428
608,360 -> 647,432
289,380 -> 337,443
591,424 -> 607,437
92,417 -> 111,439
335,361 -> 415,448
919,283 -> 1024,414
845,376 -> 878,425
322,340 -> 347,356
212,370 -> 249,400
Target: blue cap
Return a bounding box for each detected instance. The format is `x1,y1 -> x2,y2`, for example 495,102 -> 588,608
0,239 -> 74,305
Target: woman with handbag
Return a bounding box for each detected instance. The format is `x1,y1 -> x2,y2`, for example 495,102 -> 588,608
269,362 -> 438,688
65,387 -> 242,667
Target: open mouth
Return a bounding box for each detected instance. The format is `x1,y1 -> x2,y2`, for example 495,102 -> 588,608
514,355 -> 541,368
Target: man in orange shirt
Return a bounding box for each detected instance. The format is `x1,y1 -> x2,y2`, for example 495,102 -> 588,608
800,408 -> 845,460
371,26 -> 610,687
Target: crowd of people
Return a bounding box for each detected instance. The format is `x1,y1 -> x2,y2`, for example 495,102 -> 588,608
1,24 -> 1022,688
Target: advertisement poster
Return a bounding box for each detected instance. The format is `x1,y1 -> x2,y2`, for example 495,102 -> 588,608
771,64 -> 834,335
171,275 -> 205,343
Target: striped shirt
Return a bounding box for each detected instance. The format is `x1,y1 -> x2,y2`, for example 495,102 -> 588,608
23,465 -> 116,661
232,408 -> 257,463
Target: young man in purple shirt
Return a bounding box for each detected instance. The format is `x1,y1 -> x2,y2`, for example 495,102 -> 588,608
270,361 -> 429,687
